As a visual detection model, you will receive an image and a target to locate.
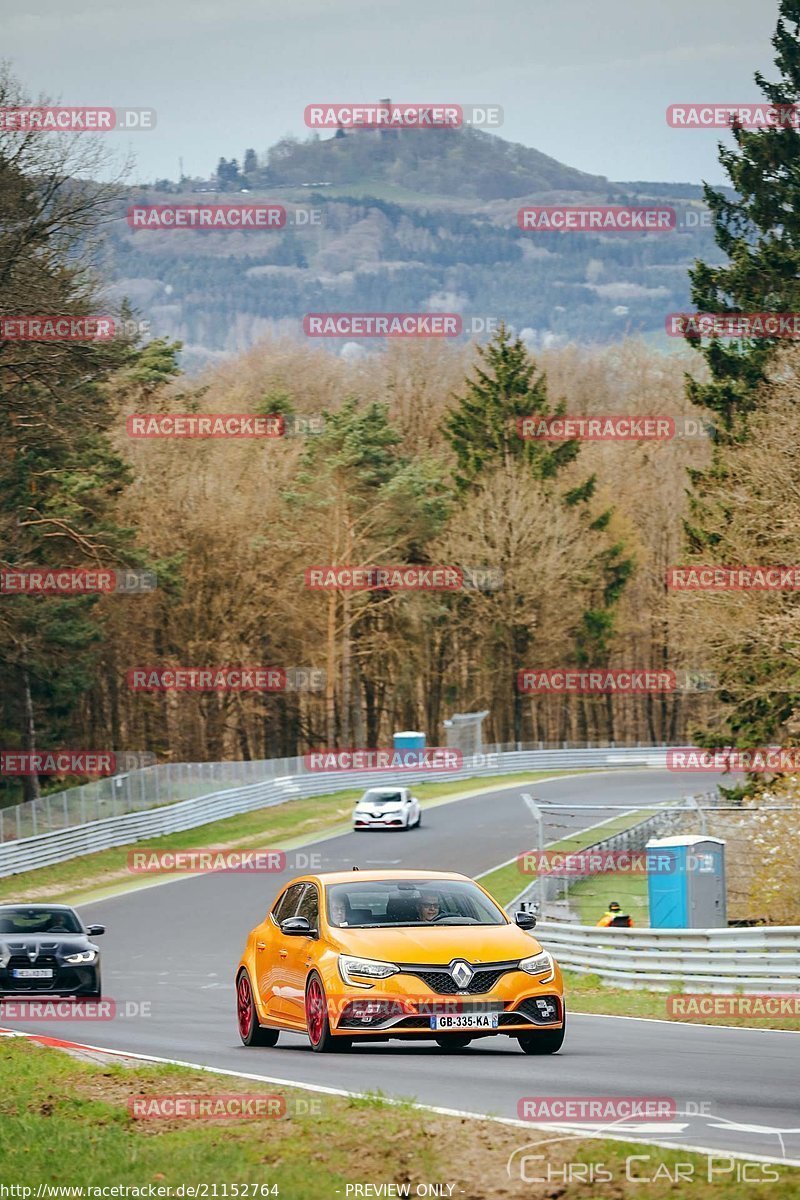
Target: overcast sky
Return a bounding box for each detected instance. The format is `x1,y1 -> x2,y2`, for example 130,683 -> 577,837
6,0 -> 780,185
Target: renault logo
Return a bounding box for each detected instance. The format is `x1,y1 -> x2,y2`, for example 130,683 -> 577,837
450,960 -> 474,988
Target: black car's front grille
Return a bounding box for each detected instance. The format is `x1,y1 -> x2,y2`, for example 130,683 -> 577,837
4,954 -> 60,991
0,952 -> 96,995
6,954 -> 58,970
401,965 -> 513,995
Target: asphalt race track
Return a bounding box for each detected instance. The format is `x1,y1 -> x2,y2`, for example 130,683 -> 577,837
4,769 -> 800,1163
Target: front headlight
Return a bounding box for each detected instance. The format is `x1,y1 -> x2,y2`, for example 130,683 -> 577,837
519,950 -> 554,982
64,950 -> 97,964
339,955 -> 399,987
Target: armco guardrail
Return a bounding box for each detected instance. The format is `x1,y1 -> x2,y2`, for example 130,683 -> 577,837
529,921 -> 800,994
0,742 -> 671,843
0,746 -> 671,878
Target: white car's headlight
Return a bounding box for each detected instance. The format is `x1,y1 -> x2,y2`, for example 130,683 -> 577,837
64,950 -> 97,964
519,950 -> 554,982
339,955 -> 399,987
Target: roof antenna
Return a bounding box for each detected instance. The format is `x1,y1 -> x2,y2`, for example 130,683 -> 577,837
352,866 -> 360,871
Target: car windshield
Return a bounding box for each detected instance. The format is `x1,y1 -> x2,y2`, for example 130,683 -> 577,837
360,791 -> 403,806
326,879 -> 506,928
0,907 -> 83,935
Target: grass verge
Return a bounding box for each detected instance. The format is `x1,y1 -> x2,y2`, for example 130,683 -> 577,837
0,1039 -> 796,1197
565,971 -> 800,1031
0,771 -> 575,906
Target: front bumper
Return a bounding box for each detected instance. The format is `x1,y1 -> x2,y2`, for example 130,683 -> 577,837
0,960 -> 100,996
353,814 -> 406,828
324,961 -> 564,1037
336,993 -> 563,1034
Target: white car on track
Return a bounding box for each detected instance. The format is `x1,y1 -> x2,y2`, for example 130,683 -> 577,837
353,786 -> 421,831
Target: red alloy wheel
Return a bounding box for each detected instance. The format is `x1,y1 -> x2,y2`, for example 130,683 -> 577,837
237,973 -> 253,1039
306,976 -> 325,1045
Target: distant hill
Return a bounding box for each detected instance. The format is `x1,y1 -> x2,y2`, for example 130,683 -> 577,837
254,127 -> 608,201
107,129 -> 726,370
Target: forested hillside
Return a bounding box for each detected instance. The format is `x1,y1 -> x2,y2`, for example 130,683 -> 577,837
107,127 -> 725,368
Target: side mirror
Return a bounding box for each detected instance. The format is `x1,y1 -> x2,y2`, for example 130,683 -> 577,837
86,924 -> 106,936
280,916 -> 314,937
514,910 -> 537,930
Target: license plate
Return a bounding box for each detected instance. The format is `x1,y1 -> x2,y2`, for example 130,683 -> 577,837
11,968 -> 53,979
431,1012 -> 500,1031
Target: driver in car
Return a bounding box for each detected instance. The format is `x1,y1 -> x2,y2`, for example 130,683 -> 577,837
330,896 -> 348,926
417,891 -> 441,922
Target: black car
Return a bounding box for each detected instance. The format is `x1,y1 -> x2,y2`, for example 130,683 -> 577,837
0,904 -> 104,997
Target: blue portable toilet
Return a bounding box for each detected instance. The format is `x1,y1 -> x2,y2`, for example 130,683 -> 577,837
646,835 -> 727,928
393,730 -> 426,750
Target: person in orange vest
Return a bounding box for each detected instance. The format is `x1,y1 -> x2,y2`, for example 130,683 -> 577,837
596,900 -> 634,928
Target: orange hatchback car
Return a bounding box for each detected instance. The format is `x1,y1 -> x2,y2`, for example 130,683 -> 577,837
236,869 -> 565,1054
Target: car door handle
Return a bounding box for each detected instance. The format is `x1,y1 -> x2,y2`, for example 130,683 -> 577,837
279,949 -> 288,958
256,941 -> 266,951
